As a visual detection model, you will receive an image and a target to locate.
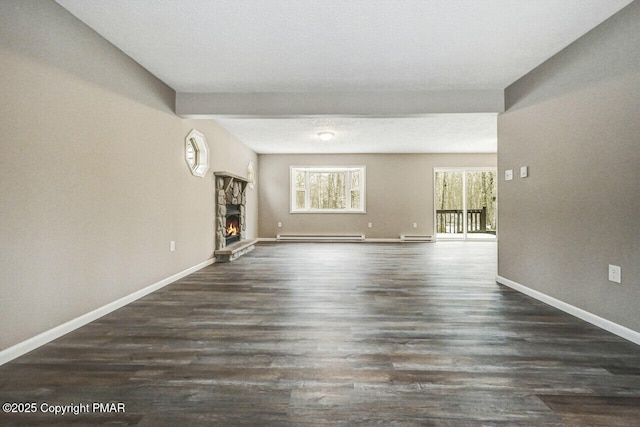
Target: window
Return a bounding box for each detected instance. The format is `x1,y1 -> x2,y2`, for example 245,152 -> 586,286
291,166 -> 366,213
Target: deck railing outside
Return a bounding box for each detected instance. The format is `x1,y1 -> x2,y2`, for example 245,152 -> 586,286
436,207 -> 494,234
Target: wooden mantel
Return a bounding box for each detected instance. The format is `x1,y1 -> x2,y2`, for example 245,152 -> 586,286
214,171 -> 248,182
214,171 -> 249,193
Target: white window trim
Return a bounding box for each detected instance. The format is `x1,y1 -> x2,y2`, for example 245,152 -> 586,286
185,129 -> 210,178
290,166 -> 366,214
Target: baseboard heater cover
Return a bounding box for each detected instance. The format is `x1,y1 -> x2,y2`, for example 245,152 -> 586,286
400,235 -> 435,242
276,234 -> 365,242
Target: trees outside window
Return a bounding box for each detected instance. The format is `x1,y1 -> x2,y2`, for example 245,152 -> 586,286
291,167 -> 366,213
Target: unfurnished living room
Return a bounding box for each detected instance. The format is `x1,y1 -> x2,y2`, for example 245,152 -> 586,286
1,0 -> 639,425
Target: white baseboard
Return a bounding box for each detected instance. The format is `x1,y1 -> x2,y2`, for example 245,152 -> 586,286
259,237 -> 431,243
496,275 -> 640,345
276,233 -> 365,242
0,258 -> 215,366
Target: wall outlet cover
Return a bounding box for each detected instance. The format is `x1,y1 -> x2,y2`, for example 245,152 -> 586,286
608,264 -> 621,284
505,169 -> 513,181
520,166 -> 528,178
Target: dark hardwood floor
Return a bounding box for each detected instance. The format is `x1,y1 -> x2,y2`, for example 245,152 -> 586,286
1,242 -> 640,426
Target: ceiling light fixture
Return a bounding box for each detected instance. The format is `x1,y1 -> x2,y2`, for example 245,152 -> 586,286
317,132 -> 334,141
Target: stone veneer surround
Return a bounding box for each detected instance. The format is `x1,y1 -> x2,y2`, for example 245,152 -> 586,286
214,171 -> 255,262
215,171 -> 247,250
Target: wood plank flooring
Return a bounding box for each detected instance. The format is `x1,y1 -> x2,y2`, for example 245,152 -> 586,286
1,242 -> 640,426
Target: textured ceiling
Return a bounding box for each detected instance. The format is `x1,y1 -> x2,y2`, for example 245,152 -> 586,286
55,0 -> 633,153
215,115 -> 498,154
56,0 -> 632,92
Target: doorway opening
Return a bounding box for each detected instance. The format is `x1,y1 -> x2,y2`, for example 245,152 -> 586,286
434,168 -> 497,240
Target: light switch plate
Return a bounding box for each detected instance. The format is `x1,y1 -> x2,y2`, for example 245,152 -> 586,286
505,169 -> 513,181
608,264 -> 621,284
520,166 -> 528,178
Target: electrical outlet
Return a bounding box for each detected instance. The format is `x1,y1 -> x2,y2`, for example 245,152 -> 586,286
368,222 -> 373,228
608,264 -> 621,284
170,241 -> 176,252
412,222 -> 418,228
277,222 -> 282,228
520,166 -> 528,178
505,169 -> 513,181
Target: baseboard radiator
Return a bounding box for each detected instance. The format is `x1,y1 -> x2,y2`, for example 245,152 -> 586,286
400,234 -> 435,242
276,234 -> 365,242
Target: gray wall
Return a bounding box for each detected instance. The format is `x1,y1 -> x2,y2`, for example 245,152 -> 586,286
498,1 -> 640,332
259,153 -> 496,238
0,0 -> 257,351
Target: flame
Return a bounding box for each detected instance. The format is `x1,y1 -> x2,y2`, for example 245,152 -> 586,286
226,222 -> 239,236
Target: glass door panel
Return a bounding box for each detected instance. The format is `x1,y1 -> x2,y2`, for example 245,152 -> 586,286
435,171 -> 465,239
465,170 -> 497,239
435,169 -> 497,240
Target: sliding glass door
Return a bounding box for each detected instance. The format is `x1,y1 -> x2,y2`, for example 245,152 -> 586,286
435,168 -> 496,240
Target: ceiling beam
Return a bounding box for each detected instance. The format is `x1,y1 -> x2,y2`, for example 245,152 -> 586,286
175,90 -> 504,118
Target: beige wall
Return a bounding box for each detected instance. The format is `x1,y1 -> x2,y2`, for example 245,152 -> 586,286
498,1 -> 640,332
0,1 -> 257,351
259,153 -> 496,238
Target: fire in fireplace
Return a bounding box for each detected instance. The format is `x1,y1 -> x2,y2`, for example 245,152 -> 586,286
226,220 -> 239,237
225,204 -> 241,245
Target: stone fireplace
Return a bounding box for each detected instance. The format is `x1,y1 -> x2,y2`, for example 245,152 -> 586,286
214,171 -> 255,262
